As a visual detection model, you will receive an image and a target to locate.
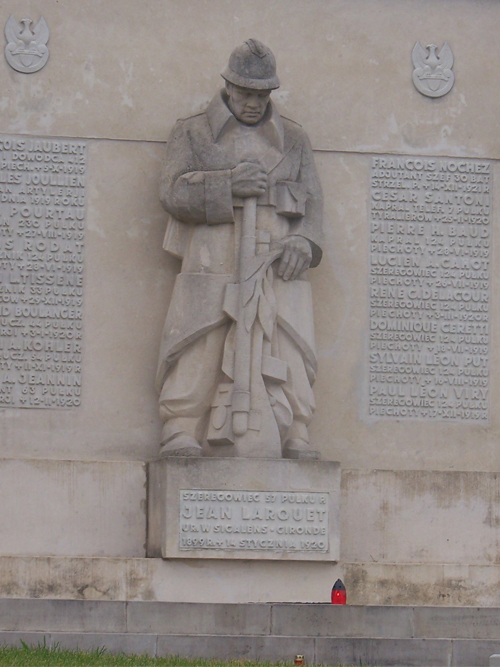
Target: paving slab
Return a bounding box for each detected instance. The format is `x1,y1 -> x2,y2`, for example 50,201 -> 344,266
452,639 -> 500,667
271,603 -> 414,638
0,599 -> 126,633
157,634 -> 315,662
315,637 -> 452,667
413,607 -> 500,640
127,601 -> 271,635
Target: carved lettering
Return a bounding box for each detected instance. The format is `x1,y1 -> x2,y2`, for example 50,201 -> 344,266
0,135 -> 87,408
179,489 -> 329,552
369,156 -> 491,422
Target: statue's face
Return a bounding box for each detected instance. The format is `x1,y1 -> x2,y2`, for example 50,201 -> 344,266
226,83 -> 271,125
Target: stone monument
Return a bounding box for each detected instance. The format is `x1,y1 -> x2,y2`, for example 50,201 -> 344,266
156,39 -> 323,461
148,40 -> 340,562
4,0 -> 500,622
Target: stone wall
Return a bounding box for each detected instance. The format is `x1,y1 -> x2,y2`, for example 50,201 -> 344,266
1,0 -> 500,604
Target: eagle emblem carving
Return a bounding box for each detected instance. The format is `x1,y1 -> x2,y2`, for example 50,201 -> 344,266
412,42 -> 454,98
4,15 -> 49,73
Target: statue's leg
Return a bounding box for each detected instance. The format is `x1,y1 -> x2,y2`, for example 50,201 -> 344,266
277,327 -> 320,460
158,324 -> 228,456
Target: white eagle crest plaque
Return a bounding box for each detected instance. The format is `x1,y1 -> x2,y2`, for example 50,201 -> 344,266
4,15 -> 49,73
412,42 -> 454,98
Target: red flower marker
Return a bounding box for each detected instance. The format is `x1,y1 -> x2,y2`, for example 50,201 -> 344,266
331,578 -> 346,604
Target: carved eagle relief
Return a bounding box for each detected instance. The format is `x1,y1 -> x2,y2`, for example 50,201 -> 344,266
412,41 -> 455,98
4,15 -> 50,73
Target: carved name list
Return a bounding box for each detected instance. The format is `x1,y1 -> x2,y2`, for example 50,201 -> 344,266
369,156 -> 490,421
0,135 -> 86,408
179,489 -> 329,553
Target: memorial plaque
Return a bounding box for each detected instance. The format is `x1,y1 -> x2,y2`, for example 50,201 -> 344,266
0,134 -> 87,408
369,155 -> 490,421
179,489 -> 329,553
148,458 -> 340,561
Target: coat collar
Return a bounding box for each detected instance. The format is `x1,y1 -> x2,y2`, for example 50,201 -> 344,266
206,90 -> 285,153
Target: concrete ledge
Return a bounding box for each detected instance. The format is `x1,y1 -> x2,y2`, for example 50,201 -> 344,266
156,635 -> 316,662
412,607 -> 500,640
126,601 -> 271,635
2,599 -> 500,642
271,603 -> 414,638
314,637 -> 451,667
4,555 -> 500,606
0,599 -> 126,633
343,561 -> 500,607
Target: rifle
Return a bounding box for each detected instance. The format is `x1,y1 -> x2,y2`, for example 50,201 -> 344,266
232,196 -> 257,437
207,197 -> 286,456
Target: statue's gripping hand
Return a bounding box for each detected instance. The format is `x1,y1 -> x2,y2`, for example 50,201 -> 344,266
278,235 -> 313,281
231,162 -> 267,198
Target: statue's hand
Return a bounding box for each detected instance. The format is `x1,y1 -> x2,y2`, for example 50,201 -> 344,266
277,235 -> 312,281
231,162 -> 267,198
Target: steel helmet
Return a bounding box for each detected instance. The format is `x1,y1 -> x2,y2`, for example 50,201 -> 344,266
221,39 -> 280,90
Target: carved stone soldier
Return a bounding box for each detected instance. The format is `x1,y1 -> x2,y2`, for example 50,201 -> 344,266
157,39 -> 323,459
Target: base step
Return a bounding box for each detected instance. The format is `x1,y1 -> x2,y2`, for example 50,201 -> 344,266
1,600 -> 500,666
3,631 -> 500,666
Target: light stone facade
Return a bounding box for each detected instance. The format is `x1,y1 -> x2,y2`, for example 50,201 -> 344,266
1,0 -> 500,604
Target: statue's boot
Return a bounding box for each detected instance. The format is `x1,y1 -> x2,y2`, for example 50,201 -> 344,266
159,423 -> 202,458
283,437 -> 320,460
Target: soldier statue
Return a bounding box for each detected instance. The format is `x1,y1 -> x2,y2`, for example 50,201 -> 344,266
156,39 -> 323,460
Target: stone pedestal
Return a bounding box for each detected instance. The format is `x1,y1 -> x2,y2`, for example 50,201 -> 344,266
147,458 -> 340,562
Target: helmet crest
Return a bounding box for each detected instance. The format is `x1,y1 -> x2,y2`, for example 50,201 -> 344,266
221,39 -> 280,91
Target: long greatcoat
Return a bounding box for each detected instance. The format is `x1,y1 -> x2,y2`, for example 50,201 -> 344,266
156,91 -> 323,406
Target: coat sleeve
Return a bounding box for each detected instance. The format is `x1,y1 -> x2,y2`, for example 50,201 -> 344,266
159,119 -> 235,225
288,130 -> 324,268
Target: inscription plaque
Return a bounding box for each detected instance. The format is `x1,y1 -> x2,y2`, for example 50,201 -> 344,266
0,134 -> 87,408
179,489 -> 329,553
369,155 -> 490,421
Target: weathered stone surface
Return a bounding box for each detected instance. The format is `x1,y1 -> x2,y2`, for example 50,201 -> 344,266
0,139 -> 169,462
0,0 -> 499,161
4,555 -> 500,606
343,561 -> 500,607
0,460 -> 146,557
2,466 -> 500,592
309,153 -> 500,471
341,470 -> 500,565
0,555 -> 342,603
